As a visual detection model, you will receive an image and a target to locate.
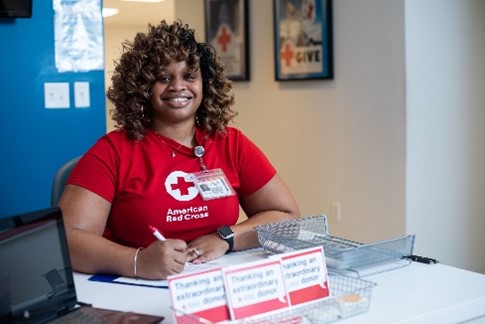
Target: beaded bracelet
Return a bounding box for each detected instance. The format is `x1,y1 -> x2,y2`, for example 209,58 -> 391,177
134,247 -> 143,278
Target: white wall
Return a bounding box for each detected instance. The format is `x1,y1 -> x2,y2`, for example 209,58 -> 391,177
175,0 -> 407,242
406,0 -> 485,273
104,0 -> 485,273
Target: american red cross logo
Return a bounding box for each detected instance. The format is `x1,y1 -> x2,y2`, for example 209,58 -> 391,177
217,25 -> 232,52
165,171 -> 198,201
280,42 -> 295,67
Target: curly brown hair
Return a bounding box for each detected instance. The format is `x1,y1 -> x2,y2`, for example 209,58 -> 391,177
107,20 -> 237,141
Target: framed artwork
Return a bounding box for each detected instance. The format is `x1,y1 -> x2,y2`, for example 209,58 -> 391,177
273,0 -> 333,81
204,0 -> 250,81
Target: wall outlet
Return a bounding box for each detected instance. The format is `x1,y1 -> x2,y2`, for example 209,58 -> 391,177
44,82 -> 70,109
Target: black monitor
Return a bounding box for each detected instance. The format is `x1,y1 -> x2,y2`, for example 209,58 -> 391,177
0,0 -> 32,18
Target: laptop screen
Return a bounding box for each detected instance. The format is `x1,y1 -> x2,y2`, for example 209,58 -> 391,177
0,207 -> 77,322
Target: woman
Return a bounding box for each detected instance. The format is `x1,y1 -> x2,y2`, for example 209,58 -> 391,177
59,20 -> 300,280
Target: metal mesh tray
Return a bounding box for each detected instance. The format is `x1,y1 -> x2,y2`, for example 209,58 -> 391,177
255,215 -> 416,273
173,274 -> 376,324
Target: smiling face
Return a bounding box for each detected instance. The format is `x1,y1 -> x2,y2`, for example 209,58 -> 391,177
150,60 -> 203,128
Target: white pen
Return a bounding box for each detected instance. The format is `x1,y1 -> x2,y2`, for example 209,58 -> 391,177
149,225 -> 166,241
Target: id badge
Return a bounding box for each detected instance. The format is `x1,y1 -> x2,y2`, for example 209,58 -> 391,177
188,168 -> 235,200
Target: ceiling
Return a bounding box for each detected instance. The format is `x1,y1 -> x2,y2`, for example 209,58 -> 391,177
103,0 -> 173,27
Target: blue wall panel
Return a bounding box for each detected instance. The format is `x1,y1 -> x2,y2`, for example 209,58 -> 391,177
0,1 -> 106,217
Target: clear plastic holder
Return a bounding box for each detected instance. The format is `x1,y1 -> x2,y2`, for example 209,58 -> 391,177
189,168 -> 236,201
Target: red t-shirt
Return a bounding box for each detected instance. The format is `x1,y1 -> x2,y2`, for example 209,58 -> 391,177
67,127 -> 276,248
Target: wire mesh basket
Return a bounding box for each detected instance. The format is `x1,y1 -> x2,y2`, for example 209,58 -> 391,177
255,215 -> 416,274
172,274 -> 376,324
243,274 -> 376,323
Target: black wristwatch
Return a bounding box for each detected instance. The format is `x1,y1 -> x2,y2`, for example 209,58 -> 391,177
217,225 -> 234,253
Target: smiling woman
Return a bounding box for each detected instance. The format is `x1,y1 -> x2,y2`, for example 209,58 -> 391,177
149,60 -> 203,133
107,20 -> 236,140
58,19 -> 300,281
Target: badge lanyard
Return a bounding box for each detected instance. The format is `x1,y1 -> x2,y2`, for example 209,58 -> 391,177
194,145 -> 207,171
188,145 -> 235,200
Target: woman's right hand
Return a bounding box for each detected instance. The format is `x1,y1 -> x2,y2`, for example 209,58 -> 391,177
59,184 -> 188,280
136,239 -> 188,279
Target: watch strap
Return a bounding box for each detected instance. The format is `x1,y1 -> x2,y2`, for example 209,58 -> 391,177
217,226 -> 234,253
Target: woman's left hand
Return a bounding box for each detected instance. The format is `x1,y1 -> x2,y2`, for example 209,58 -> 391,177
186,233 -> 229,264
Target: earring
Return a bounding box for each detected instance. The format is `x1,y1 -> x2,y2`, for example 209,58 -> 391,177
140,105 -> 144,119
195,114 -> 200,126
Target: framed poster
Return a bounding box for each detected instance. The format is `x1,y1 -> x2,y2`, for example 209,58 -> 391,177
274,0 -> 333,81
204,0 -> 250,81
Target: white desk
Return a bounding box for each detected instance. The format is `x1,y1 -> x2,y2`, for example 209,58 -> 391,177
74,249 -> 485,324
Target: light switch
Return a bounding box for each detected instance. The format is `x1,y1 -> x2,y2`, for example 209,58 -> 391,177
74,81 -> 90,108
44,82 -> 70,109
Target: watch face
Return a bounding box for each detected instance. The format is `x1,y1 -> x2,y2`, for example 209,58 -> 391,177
218,226 -> 233,239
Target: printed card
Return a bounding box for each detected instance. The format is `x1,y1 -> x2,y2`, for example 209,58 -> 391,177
222,259 -> 290,320
274,246 -> 330,306
168,267 -> 230,323
189,168 -> 235,200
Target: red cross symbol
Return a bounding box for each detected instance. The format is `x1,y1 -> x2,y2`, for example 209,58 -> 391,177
217,25 -> 232,52
280,42 -> 295,67
171,176 -> 194,196
306,3 -> 314,20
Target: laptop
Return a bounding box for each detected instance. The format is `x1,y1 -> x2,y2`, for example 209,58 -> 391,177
0,207 -> 164,323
